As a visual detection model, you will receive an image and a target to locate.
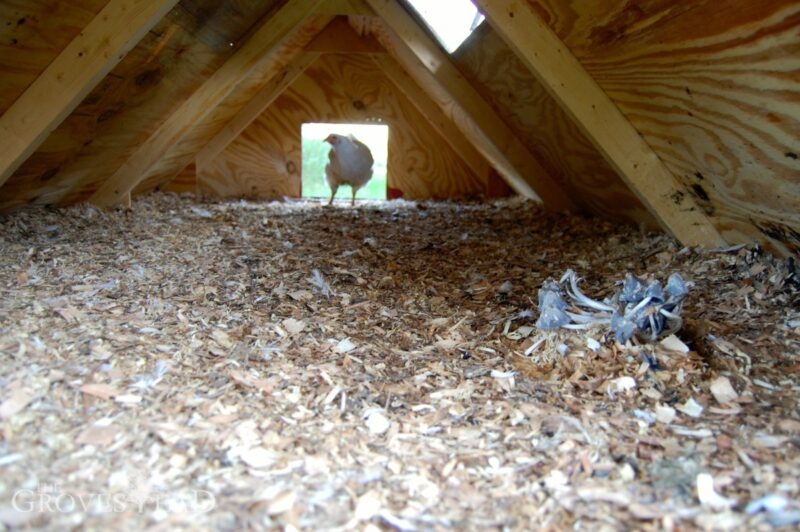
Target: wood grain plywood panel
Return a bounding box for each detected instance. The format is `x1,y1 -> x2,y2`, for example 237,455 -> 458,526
454,24 -> 654,226
173,0 -> 290,52
161,162 -> 196,194
90,0 -> 323,206
199,53 -> 486,200
0,0 -> 286,212
133,16 -> 333,196
200,116 -> 302,199
0,20 -> 221,210
0,0 -> 106,114
530,0 -> 800,253
365,4 -> 570,206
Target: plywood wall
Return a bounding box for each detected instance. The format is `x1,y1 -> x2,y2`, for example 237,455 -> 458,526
164,162 -> 197,194
0,0 -> 106,114
199,52 -> 489,200
453,23 -> 655,226
131,15 -> 336,197
528,0 -> 800,254
0,0 -> 287,212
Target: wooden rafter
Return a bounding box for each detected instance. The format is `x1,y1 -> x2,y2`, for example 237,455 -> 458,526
196,16 -> 494,196
89,0 -> 324,207
0,0 -> 178,189
364,0 -> 574,210
372,54 -> 490,184
196,15 -> 392,172
128,15 -> 335,197
473,0 -> 726,247
196,52 -> 320,171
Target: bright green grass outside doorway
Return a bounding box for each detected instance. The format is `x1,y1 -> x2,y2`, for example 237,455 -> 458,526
301,123 -> 388,201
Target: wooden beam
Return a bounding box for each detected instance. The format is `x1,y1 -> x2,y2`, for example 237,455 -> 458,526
113,15 -> 335,199
0,0 -> 178,189
363,0 -> 574,210
473,0 -> 726,248
372,54 -> 490,185
198,16 -> 389,171
89,0 -> 323,207
196,52 -> 320,171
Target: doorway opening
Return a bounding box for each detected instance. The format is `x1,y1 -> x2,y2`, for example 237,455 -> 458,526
301,123 -> 389,201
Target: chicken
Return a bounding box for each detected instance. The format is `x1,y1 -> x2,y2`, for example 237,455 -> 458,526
324,133 -> 374,206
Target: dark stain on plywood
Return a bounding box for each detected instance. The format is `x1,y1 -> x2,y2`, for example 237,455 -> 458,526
170,0 -> 288,52
755,220 -> 800,255
39,167 -> 59,182
135,68 -> 163,88
691,183 -> 710,202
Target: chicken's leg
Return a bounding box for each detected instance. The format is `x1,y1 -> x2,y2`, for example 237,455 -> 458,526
328,184 -> 339,206
351,187 -> 357,207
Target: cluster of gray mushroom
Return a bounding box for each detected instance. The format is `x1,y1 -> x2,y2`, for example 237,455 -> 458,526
535,269 -> 690,343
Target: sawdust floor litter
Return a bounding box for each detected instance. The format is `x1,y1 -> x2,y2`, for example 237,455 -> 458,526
0,193 -> 798,531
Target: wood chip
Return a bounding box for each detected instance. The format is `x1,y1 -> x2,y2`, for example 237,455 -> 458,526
710,376 -> 738,404
0,388 -> 34,420
660,334 -> 690,353
77,424 -> 121,446
265,490 -> 297,516
79,383 -> 121,401
240,446 -> 276,469
696,473 -> 736,510
282,318 -> 306,335
676,398 -> 704,418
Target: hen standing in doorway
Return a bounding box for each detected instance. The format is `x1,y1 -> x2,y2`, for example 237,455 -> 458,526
324,133 -> 374,206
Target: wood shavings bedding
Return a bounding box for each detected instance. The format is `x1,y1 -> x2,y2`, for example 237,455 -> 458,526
0,193 -> 797,529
